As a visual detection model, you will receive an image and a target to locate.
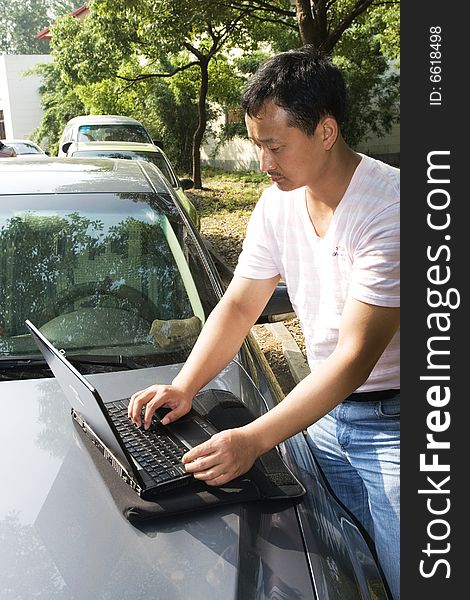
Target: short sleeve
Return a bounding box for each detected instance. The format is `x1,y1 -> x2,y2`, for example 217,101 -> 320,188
234,192 -> 280,280
349,201 -> 400,307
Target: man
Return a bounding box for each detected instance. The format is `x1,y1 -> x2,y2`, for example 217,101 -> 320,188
129,47 -> 400,599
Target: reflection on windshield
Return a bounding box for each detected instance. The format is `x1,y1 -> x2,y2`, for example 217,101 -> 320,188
0,203 -> 204,363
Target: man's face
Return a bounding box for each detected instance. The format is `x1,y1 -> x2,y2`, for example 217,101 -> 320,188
245,101 -> 323,191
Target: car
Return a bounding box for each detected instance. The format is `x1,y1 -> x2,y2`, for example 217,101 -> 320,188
0,156 -> 390,600
1,138 -> 48,155
65,140 -> 200,229
58,114 -> 158,157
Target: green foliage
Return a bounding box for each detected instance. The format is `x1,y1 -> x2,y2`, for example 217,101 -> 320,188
33,0 -> 399,172
333,11 -> 400,147
0,0 -> 78,54
367,2 -> 400,64
0,0 -> 50,54
30,61 -> 85,154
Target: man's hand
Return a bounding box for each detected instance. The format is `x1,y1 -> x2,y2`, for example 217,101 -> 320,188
182,427 -> 259,486
128,384 -> 192,429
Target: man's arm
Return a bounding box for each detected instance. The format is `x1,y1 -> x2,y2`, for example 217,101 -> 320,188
128,274 -> 280,428
182,296 -> 400,486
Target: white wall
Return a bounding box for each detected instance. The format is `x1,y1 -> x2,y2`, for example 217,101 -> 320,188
0,54 -> 52,140
356,122 -> 400,166
201,135 -> 259,171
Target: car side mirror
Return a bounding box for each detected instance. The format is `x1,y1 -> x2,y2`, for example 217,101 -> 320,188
61,141 -> 72,154
179,178 -> 194,190
153,139 -> 164,149
45,150 -> 51,156
256,283 -> 295,324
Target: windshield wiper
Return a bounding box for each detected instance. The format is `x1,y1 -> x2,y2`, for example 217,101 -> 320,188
0,353 -> 144,370
66,353 -> 144,369
0,355 -> 46,368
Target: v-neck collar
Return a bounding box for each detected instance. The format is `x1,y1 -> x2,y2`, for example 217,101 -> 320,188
298,154 -> 367,240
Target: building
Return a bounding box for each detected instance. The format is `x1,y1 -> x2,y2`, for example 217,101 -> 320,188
0,4 -> 88,143
0,54 -> 52,141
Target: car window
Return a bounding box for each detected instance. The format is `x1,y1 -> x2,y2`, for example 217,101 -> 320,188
10,142 -> 42,154
72,150 -> 178,187
77,124 -> 152,143
0,192 -> 213,369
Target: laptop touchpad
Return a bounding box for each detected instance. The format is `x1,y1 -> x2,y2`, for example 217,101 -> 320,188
168,420 -> 211,447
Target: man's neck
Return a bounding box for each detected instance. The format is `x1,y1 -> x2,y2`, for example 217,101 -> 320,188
306,144 -> 361,210
304,145 -> 361,237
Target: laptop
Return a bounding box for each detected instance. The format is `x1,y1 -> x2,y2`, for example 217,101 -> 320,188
25,319 -> 220,500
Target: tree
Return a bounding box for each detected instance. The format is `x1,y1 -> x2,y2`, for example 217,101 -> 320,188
39,0 -> 399,182
32,61 -> 86,155
0,0 -> 78,54
218,0 -> 400,151
0,0 -> 50,54
50,0 -> 297,188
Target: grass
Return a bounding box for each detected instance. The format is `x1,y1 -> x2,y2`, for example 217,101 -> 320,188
184,167 -> 270,216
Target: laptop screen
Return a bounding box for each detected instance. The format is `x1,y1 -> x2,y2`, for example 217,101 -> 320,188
25,320 -> 135,475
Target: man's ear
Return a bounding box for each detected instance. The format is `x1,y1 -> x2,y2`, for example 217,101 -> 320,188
320,116 -> 338,150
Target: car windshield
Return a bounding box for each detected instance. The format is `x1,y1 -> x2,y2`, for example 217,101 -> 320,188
78,124 -> 151,143
72,150 -> 177,187
0,192 -> 215,371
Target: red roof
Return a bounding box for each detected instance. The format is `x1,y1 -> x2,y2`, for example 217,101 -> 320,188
35,4 -> 89,39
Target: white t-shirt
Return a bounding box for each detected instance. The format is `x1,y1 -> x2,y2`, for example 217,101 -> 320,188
234,154 -> 400,392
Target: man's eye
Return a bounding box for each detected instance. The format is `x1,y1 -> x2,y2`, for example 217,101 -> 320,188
269,147 -> 280,153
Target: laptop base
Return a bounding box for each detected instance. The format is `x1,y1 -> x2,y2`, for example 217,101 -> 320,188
73,389 -> 306,522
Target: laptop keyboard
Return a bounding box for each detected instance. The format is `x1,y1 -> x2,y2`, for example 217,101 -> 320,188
107,400 -> 190,486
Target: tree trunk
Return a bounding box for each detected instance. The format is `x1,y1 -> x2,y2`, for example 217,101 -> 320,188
192,58 -> 209,189
295,0 -> 329,49
295,0 -> 375,53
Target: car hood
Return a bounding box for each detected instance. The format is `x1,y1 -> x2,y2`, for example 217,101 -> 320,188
0,361 -> 315,600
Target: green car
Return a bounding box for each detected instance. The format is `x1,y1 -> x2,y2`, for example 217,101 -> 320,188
65,141 -> 200,230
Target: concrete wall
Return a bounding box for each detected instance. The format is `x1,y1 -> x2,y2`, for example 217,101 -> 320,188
201,135 -> 259,171
0,54 -> 52,140
356,122 -> 400,167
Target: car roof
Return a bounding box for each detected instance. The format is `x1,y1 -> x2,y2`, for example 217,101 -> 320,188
66,115 -> 146,126
69,141 -> 163,154
0,156 -> 169,195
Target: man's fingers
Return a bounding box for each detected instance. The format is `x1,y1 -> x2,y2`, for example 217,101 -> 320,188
182,441 -> 213,465
128,386 -> 159,425
183,453 -> 231,485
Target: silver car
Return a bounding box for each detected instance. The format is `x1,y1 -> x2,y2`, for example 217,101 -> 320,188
0,157 -> 390,600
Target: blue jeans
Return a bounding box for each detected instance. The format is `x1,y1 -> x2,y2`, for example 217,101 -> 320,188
306,394 -> 400,600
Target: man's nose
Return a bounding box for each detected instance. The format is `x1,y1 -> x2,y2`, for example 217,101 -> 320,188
259,147 -> 276,173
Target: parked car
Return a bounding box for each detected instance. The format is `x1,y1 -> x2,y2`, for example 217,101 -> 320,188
1,138 -> 47,155
58,114 -> 158,157
65,140 -> 199,229
0,157 -> 390,600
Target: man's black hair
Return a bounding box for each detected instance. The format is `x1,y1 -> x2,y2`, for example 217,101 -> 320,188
242,46 -> 347,136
